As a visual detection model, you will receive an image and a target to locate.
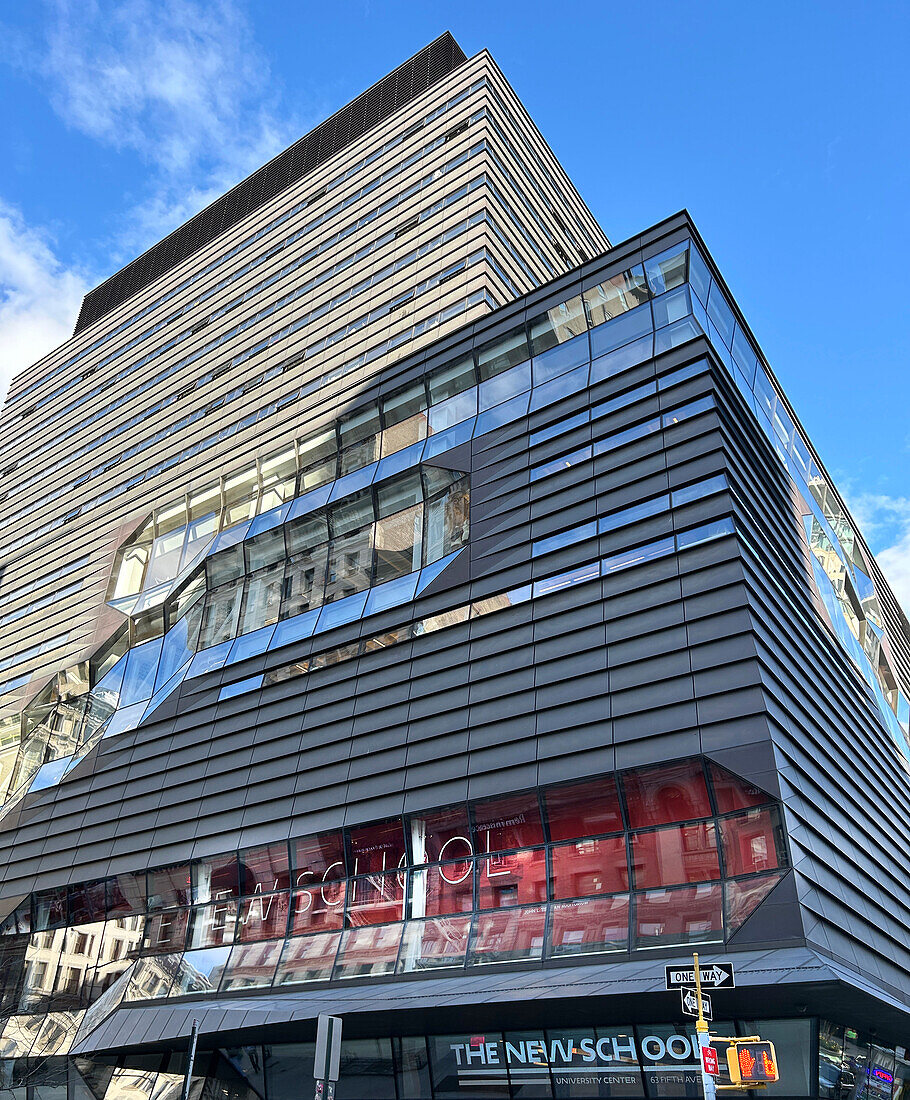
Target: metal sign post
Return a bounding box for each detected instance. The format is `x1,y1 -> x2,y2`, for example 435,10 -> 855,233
314,1014 -> 342,1100
181,1019 -> 200,1100
692,954 -> 717,1100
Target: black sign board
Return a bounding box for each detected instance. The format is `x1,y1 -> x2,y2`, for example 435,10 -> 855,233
680,988 -> 713,1020
665,963 -> 735,989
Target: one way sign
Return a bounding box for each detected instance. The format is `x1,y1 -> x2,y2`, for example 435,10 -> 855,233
680,987 -> 712,1020
665,962 -> 735,989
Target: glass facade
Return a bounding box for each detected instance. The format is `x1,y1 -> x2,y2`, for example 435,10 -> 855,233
0,756 -> 787,1046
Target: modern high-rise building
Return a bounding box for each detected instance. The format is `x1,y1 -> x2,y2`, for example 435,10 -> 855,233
1,31 -> 909,1100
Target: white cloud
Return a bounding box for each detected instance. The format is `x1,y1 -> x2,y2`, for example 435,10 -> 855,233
0,201 -> 90,403
41,0 -> 303,257
844,490 -> 910,616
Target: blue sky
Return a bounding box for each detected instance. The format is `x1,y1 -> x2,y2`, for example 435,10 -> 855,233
0,0 -> 908,606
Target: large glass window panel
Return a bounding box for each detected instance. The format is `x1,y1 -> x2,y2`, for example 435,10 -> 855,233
142,908 -> 189,953
147,865 -> 192,910
144,528 -> 186,589
622,760 -> 712,828
324,527 -> 373,603
339,407 -> 381,476
468,905 -> 546,964
528,295 -> 587,355
199,581 -> 243,649
706,283 -> 736,348
644,245 -> 688,295
476,325 -> 529,381
382,385 -> 428,456
423,476 -> 469,564
550,836 -> 628,899
239,563 -> 283,634
274,932 -> 340,985
346,873 -> 405,926
547,895 -> 630,958
349,818 -> 407,875
397,916 -> 471,974
170,946 -> 231,996
191,851 -> 239,901
186,900 -> 238,949
329,490 -> 374,537
707,762 -> 772,814
583,265 -> 649,326
531,333 -> 589,387
336,1038 -> 397,1100
393,1035 -> 433,1100
408,804 -> 472,864
630,823 -> 720,890
409,862 -> 474,918
290,881 -> 346,935
206,543 -> 244,588
634,884 -> 723,947
374,504 -> 423,585
477,848 -> 547,910
219,939 -> 283,992
428,355 -> 476,404
737,1019 -> 812,1099
294,831 -> 347,883
281,546 -> 328,620
723,872 -> 783,934
544,776 -> 623,841
473,792 -> 545,853
719,807 -> 785,877
237,891 -> 290,942
589,303 -> 653,359
286,513 -> 329,556
245,526 -> 286,573
333,923 -> 403,980
238,843 -> 291,895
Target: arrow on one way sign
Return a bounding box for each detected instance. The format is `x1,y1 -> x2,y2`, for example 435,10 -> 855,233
680,987 -> 713,1020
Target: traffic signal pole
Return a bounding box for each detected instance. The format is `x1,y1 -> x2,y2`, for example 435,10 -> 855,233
693,954 -> 717,1100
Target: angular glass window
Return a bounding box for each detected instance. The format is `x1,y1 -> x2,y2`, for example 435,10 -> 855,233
170,946 -> 230,996
206,543 -> 244,589
719,807 -> 786,877
708,762 -> 773,814
346,873 -> 405,926
409,862 -> 474,918
274,932 -> 341,986
293,831 -> 347,883
622,760 -> 712,829
472,792 -> 544,853
333,923 -> 402,980
237,891 -> 290,942
298,427 -> 338,494
723,872 -> 784,934
583,265 -> 649,326
408,805 -> 472,865
589,302 -> 653,359
544,776 -> 623,841
630,822 -> 721,890
547,895 -> 630,957
339,406 -> 381,475
186,900 -> 238,949
192,854 -> 239,903
477,848 -> 547,910
644,244 -> 688,295
475,325 -> 529,381
245,526 -> 286,573
329,490 -> 374,537
290,881 -> 346,936
468,905 -> 546,964
238,843 -> 291,895
348,818 -> 407,876
550,836 -> 628,899
238,563 -> 283,635
528,295 -> 587,355
374,504 -> 423,585
199,580 -> 243,649
381,383 -> 428,456
142,908 -> 189,953
428,355 -> 476,404
147,865 -> 192,910
634,883 -> 723,948
397,915 -> 471,972
281,546 -> 328,620
423,475 -> 469,564
220,939 -> 283,991
324,527 -> 373,604
260,447 -> 297,511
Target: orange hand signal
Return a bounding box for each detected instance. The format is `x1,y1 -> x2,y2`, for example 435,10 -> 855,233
738,1048 -> 757,1078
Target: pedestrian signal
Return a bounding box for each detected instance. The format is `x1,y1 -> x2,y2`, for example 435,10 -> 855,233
726,1041 -> 779,1085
